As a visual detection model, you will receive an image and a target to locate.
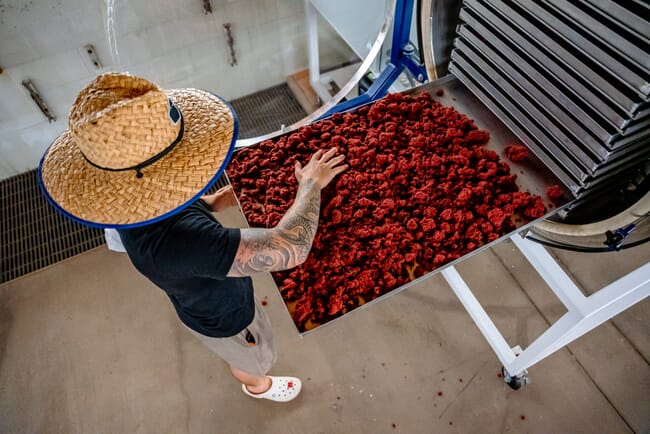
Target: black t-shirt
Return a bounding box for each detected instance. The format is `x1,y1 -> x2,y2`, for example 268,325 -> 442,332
118,200 -> 254,338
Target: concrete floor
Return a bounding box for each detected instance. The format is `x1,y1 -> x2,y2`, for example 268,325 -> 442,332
1,207 -> 648,433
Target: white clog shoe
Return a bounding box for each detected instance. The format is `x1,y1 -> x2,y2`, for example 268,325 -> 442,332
242,376 -> 302,402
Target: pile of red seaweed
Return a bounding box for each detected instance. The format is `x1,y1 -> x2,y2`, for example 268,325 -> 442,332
227,92 -> 546,331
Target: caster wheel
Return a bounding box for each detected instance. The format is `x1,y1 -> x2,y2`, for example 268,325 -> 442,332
502,367 -> 523,390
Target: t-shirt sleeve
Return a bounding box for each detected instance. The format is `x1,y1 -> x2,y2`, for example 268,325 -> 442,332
162,211 -> 241,280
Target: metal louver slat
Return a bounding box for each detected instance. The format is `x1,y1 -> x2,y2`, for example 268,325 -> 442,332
448,60 -> 584,191
451,0 -> 650,199
485,0 -> 643,114
456,27 -> 611,161
460,2 -> 629,130
584,0 -> 650,40
535,0 -> 649,93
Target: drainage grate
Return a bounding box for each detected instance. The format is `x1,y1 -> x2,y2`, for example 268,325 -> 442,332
230,83 -> 307,139
1,83 -> 307,284
0,170 -> 106,284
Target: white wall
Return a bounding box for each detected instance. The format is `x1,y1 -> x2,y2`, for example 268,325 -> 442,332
0,0 -> 355,181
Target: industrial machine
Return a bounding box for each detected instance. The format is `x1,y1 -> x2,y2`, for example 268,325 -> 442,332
235,0 -> 649,389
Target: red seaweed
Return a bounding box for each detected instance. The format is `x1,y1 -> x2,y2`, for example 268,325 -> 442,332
504,144 -> 529,162
546,184 -> 564,203
228,92 -> 546,331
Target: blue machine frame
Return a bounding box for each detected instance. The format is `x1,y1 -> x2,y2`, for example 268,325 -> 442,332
320,0 -> 428,119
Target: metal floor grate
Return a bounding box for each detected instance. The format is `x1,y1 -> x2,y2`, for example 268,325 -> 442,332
230,83 -> 307,139
0,170 -> 106,283
1,83 -> 307,283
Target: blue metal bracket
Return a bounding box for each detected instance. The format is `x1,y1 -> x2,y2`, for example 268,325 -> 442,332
401,44 -> 428,81
320,0 -> 428,119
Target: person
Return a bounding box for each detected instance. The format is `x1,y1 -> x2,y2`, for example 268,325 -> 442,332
38,72 -> 348,402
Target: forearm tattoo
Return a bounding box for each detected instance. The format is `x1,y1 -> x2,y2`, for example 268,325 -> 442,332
229,180 -> 321,276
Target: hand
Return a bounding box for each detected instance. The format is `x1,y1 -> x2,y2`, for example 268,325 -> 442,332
201,185 -> 238,212
294,148 -> 348,190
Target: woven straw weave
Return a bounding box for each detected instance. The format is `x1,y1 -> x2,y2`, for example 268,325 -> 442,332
41,82 -> 235,226
69,74 -> 181,169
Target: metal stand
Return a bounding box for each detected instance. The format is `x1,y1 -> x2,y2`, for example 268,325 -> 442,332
441,232 -> 650,389
306,0 -> 427,119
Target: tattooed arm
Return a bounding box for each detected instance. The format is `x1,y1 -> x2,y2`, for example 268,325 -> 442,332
227,179 -> 320,276
227,148 -> 348,277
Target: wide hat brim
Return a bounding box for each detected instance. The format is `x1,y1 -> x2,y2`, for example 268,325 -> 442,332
38,88 -> 238,228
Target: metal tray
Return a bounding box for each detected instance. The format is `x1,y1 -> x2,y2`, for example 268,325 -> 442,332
455,29 -> 611,162
603,135 -> 650,161
460,2 -> 630,131
586,143 -> 650,180
450,53 -> 590,184
611,120 -> 650,147
449,62 -> 582,194
546,0 -> 649,74
232,75 -> 570,335
451,53 -> 649,190
451,48 -> 602,173
459,8 -> 649,155
457,13 -> 616,146
468,0 -> 643,122
535,0 -> 649,96
583,0 -> 650,40
454,0 -> 649,197
457,18 -> 649,154
495,0 -> 646,110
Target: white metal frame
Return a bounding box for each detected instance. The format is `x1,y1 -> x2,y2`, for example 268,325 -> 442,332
441,232 -> 650,381
235,0 -> 395,149
304,0 -> 395,105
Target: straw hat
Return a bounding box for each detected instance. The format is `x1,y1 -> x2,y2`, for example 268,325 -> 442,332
38,72 -> 238,228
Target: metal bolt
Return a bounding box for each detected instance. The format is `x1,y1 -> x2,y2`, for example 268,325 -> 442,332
402,42 -> 415,54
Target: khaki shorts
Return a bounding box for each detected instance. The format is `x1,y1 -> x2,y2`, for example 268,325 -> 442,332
184,296 -> 276,377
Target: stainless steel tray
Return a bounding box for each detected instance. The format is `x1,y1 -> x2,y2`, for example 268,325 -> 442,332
546,0 -> 649,75
462,1 -> 631,130
232,75 -> 570,335
449,58 -> 586,190
453,0 -> 649,198
530,0 -> 648,97
452,39 -> 602,171
491,0 -> 645,113
456,15 -> 614,147
584,0 -> 650,40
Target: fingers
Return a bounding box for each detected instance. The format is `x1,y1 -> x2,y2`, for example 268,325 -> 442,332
326,154 -> 346,167
294,160 -> 302,181
311,147 -> 338,162
311,149 -> 324,161
332,164 -> 349,176
320,147 -> 338,162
